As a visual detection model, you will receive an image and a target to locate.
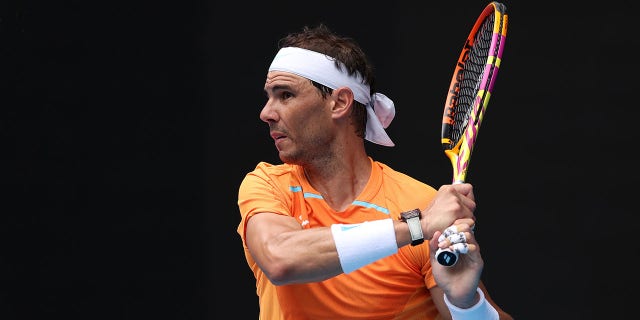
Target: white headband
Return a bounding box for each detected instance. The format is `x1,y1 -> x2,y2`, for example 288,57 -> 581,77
268,47 -> 395,147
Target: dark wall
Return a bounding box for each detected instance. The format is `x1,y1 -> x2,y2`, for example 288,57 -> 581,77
5,1 -> 207,319
5,1 -> 638,319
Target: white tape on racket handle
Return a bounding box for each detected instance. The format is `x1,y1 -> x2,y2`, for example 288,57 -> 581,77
451,242 -> 469,254
438,225 -> 459,242
448,233 -> 467,244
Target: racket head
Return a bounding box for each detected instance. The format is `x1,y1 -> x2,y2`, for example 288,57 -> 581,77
441,1 -> 508,183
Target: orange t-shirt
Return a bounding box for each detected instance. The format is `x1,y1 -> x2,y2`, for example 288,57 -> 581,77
237,158 -> 440,320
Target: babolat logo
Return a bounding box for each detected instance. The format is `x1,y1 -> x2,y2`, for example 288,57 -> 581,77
437,251 -> 458,266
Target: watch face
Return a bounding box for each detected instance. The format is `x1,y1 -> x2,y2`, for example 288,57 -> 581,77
402,209 -> 421,220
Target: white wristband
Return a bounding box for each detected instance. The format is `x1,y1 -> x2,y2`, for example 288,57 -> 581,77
331,219 -> 398,274
444,288 -> 499,320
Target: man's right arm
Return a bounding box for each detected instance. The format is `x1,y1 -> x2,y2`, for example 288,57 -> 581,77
245,212 -> 344,285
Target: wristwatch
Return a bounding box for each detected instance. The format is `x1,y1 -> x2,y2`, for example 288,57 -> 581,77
400,208 -> 424,246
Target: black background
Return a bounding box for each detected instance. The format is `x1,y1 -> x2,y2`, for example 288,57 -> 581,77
4,0 -> 639,319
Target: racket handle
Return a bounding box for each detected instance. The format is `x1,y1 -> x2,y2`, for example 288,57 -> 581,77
436,248 -> 459,267
439,180 -> 466,266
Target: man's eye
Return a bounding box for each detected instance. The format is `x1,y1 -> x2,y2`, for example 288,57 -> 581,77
281,92 -> 293,99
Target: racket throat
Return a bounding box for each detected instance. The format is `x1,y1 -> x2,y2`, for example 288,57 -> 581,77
445,149 -> 467,183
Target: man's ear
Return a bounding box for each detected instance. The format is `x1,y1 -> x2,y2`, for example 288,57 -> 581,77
331,87 -> 354,119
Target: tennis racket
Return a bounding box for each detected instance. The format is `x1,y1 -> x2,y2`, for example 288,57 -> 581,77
435,1 -> 508,267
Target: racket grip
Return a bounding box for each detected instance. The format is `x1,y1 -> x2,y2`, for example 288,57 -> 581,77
442,179 -> 465,265
436,247 -> 459,267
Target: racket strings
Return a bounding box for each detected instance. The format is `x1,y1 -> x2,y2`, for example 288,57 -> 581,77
449,13 -> 497,144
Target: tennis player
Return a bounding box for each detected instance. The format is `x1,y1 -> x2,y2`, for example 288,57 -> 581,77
237,24 -> 513,320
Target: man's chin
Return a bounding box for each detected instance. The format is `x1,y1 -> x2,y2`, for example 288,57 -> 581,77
278,153 -> 301,165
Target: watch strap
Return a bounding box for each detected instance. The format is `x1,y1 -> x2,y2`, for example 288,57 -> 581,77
401,208 -> 424,246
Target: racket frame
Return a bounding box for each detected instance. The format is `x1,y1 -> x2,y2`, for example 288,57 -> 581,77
441,1 -> 508,184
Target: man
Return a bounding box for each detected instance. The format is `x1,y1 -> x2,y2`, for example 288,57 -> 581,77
237,24 -> 513,319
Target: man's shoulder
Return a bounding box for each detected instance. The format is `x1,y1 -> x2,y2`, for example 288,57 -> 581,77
244,161 -> 301,177
240,162 -> 301,194
374,161 -> 434,191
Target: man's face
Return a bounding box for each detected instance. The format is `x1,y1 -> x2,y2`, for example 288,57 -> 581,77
261,71 -> 335,164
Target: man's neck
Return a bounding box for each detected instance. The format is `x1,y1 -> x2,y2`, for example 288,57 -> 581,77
302,155 -> 371,212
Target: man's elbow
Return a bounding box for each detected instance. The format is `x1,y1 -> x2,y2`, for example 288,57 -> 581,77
261,259 -> 296,286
